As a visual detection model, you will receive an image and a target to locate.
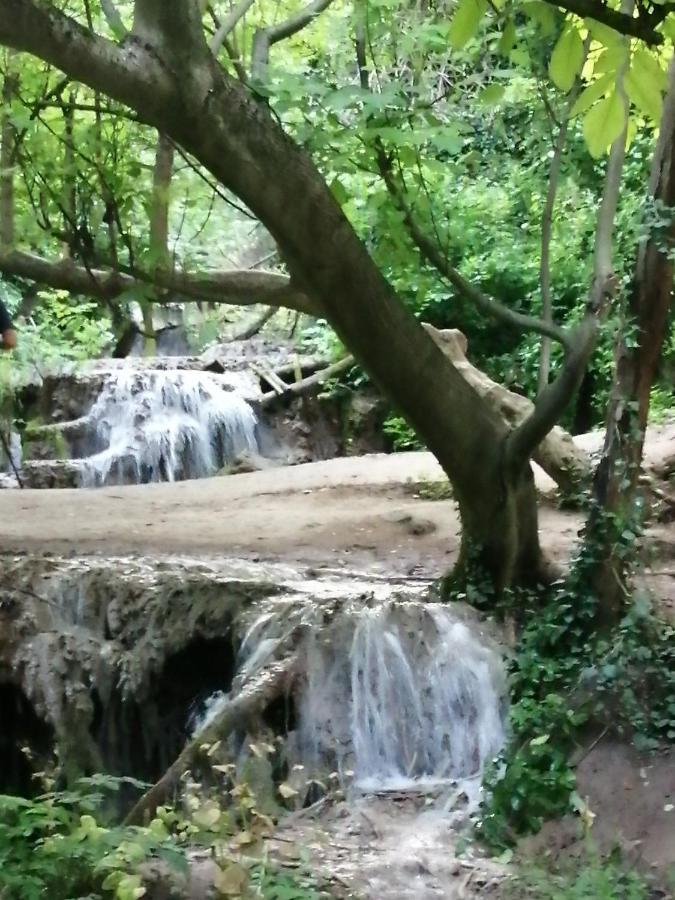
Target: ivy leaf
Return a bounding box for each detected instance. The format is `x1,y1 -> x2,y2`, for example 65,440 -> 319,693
448,0 -> 488,50
582,89 -> 626,158
549,26 -> 585,93
570,72 -> 614,117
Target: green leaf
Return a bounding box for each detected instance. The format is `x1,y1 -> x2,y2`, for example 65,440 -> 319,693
448,0 -> 488,50
632,48 -> 668,92
584,18 -> 623,47
329,177 -> 349,207
570,72 -> 614,117
479,84 -> 506,105
549,26 -> 585,93
530,734 -> 550,746
582,89 -> 626,157
625,64 -> 663,121
592,43 -> 629,75
523,1 -> 556,36
497,20 -> 516,56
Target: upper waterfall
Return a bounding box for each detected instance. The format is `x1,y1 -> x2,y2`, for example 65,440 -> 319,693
72,369 -> 259,487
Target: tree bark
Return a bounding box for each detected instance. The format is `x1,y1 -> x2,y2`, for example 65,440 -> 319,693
586,61 -> 675,625
0,49 -> 17,250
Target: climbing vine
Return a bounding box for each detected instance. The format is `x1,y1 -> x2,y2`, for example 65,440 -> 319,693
476,508 -> 675,849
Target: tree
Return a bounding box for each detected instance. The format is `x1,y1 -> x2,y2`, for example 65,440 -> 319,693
0,0 -> 672,607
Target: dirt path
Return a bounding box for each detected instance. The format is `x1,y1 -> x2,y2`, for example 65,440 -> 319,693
0,452 -> 582,578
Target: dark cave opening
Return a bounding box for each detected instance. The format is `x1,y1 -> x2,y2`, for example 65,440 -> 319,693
0,682 -> 54,796
92,634 -> 237,785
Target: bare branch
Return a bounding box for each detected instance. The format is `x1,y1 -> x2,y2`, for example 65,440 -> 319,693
210,0 -> 257,53
538,42 -> 589,394
260,354 -> 355,405
0,249 -> 317,313
538,0 -> 671,45
252,0 -> 335,78
376,147 -> 571,348
100,0 -> 127,38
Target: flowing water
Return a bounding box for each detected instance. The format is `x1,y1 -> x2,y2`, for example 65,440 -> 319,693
71,369 -> 259,487
299,601 -> 506,792
201,599 -> 506,797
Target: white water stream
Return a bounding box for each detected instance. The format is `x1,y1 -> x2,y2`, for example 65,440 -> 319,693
72,370 -> 259,487
299,601 -> 506,792
200,600 -> 506,798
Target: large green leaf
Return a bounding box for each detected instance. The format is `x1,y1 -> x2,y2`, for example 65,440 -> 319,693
479,83 -> 506,105
549,26 -> 585,93
570,72 -> 614,117
633,48 -> 668,92
625,60 -> 663,121
582,89 -> 626,157
448,0 -> 488,50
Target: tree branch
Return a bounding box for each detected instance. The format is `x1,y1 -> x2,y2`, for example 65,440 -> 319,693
100,0 -> 127,39
210,0 -> 257,53
252,0 -> 335,79
376,147 -> 571,348
0,249 -> 317,313
0,1 -> 174,122
538,0 -> 670,45
538,43 -> 589,394
507,12 -> 631,467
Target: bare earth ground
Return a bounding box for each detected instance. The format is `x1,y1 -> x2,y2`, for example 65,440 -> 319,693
1,450 -> 673,896
0,452 -> 589,570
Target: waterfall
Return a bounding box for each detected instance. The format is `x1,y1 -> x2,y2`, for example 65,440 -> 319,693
299,601 -> 505,792
72,369 -> 259,487
202,599 -> 506,794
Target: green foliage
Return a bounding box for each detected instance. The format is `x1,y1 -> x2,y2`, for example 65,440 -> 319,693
477,513 -> 675,849
382,413 -> 425,451
0,775 -> 183,900
512,850 -> 652,900
0,772 -> 324,900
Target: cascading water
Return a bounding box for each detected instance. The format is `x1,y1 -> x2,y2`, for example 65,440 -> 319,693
299,601 -> 506,792
202,598 -> 506,796
71,369 -> 259,487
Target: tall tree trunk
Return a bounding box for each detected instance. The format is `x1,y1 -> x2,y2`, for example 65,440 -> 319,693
0,49 -> 17,250
142,132 -> 174,356
587,62 -> 675,625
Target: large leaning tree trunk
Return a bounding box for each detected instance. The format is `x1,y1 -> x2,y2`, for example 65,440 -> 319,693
0,0 -> 606,594
586,63 -> 675,626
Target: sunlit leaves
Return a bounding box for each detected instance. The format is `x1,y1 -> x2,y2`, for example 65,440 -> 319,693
625,63 -> 663,121
582,89 -> 626,157
448,0 -> 488,50
549,24 -> 585,92
570,72 -> 614,117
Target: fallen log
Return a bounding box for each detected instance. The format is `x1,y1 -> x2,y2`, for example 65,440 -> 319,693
423,325 -> 592,495
260,355 -> 355,406
124,651 -> 299,826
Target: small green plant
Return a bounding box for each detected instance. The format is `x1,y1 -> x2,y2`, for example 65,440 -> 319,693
0,775 -> 184,900
512,851 -> 651,899
382,413 -> 425,451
